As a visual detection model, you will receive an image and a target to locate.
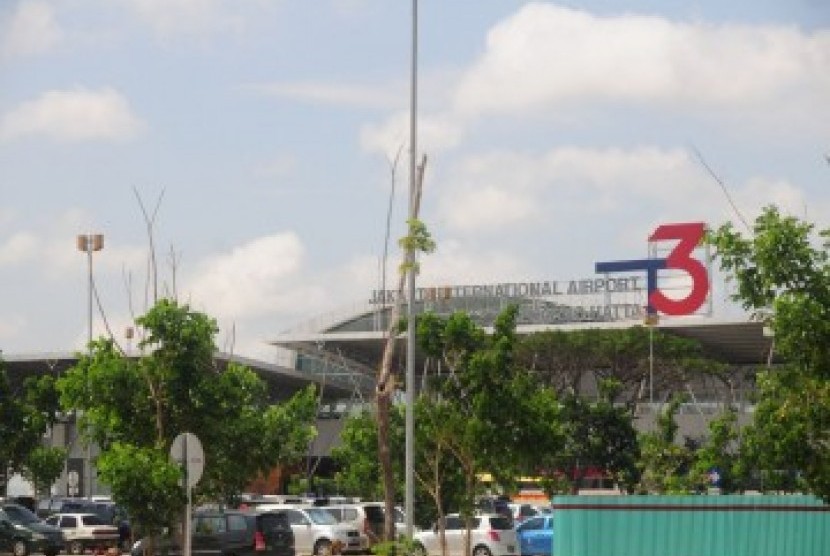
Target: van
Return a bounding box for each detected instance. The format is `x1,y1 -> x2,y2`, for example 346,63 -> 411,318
130,508 -> 294,556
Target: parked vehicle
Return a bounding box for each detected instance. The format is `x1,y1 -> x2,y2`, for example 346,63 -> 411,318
506,504 -> 538,524
318,503 -> 384,548
413,514 -> 517,556
0,504 -> 64,556
256,505 -> 362,556
130,508 -> 295,556
514,516 -> 553,556
35,499 -> 98,520
473,498 -> 512,522
44,513 -> 119,555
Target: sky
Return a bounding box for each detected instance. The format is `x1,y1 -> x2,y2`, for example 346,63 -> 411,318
1,0 -> 829,362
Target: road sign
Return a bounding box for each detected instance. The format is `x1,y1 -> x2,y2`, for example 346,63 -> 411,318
170,432 -> 205,487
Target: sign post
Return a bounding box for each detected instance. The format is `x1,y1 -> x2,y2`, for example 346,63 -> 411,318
170,432 -> 204,556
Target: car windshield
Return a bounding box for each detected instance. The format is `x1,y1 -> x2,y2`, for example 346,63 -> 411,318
306,508 -> 338,525
3,505 -> 40,525
81,515 -> 106,526
488,517 -> 514,530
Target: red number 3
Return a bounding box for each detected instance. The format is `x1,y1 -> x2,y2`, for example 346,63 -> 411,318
648,222 -> 709,316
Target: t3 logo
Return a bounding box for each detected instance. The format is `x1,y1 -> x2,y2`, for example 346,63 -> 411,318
595,222 -> 709,316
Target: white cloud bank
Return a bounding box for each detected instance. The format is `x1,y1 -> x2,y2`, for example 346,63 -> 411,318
436,146 -> 806,235
453,4 -> 830,119
0,88 -> 145,142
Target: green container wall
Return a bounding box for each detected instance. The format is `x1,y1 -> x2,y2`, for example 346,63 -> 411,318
552,495 -> 830,556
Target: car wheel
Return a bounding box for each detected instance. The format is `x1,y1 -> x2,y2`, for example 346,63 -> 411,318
313,539 -> 332,556
70,540 -> 85,555
472,546 -> 492,556
12,540 -> 28,556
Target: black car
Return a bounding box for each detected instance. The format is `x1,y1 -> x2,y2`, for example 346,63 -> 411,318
0,504 -> 64,556
132,509 -> 294,556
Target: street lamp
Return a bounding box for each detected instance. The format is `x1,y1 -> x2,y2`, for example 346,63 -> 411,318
76,234 -> 104,349
76,232 -> 104,498
644,310 -> 659,407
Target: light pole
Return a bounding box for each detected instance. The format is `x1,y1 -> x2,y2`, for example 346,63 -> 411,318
404,0 -> 418,538
644,311 -> 659,407
76,232 -> 104,498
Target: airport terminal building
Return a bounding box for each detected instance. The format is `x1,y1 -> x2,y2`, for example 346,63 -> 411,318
5,222 -> 775,496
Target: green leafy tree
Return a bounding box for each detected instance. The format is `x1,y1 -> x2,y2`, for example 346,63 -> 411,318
58,299 -> 318,537
516,327 -> 730,405
0,364 -> 61,494
709,206 -> 830,499
23,446 -> 68,497
637,396 -> 694,494
688,408 -> 743,493
331,403 -> 461,530
417,306 -> 564,556
559,379 -> 640,493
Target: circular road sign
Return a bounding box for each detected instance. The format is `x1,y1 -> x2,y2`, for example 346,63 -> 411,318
170,432 -> 205,487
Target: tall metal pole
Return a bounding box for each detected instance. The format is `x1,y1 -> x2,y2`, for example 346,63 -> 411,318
77,233 -> 103,498
404,0 -> 418,538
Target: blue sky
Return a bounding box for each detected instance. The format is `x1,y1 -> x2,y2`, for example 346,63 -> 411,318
1,0 -> 829,360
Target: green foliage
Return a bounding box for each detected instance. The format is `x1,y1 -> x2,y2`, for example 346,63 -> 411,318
398,218 -> 436,275
332,405 -> 444,528
637,396 -> 694,494
416,305 -> 565,517
559,379 -> 640,493
516,327 -> 728,403
371,536 -> 420,556
22,446 -> 67,497
96,443 -> 185,538
57,298 -> 318,533
688,408 -> 742,493
0,363 -> 61,492
710,206 -> 830,500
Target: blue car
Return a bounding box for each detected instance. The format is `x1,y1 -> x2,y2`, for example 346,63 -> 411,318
515,515 -> 553,556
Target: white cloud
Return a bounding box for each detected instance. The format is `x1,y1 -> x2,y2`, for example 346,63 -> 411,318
452,4 -> 830,123
184,232 -> 321,321
435,145 -> 807,236
1,0 -> 63,59
0,87 -> 145,142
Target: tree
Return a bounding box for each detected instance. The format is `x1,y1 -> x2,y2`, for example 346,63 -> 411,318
23,446 -> 68,497
57,299 -> 318,538
709,206 -> 830,500
516,327 -> 731,406
331,402 -> 463,530
0,364 -> 61,495
636,395 -> 694,494
558,379 -> 640,493
417,306 -> 564,556
688,408 -> 742,493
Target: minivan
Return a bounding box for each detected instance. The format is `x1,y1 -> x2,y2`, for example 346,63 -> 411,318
131,508 -> 294,556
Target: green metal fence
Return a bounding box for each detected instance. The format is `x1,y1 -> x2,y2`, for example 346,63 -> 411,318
552,494 -> 830,556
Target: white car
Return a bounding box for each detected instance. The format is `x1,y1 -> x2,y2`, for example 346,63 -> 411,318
255,505 -> 363,556
44,513 -> 119,555
414,514 -> 518,556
